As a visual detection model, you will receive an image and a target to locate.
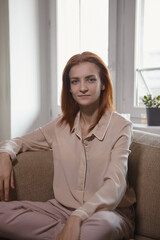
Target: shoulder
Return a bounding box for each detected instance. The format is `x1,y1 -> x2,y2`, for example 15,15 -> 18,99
107,111 -> 133,141
41,114 -> 71,136
39,115 -> 62,135
111,111 -> 132,128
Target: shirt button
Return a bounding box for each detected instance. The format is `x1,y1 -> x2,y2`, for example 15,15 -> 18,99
83,142 -> 88,147
82,140 -> 88,147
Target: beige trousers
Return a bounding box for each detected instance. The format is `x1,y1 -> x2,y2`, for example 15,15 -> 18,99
0,199 -> 135,240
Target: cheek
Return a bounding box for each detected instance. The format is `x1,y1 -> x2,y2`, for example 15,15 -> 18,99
70,85 -> 74,93
70,85 -> 79,94
70,87 -> 77,99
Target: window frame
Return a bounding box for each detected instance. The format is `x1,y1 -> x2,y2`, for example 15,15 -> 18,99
115,0 -> 145,122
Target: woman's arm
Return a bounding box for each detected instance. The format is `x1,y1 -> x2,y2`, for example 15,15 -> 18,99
71,123 -> 132,221
54,216 -> 82,240
0,127 -> 52,161
0,119 -> 56,201
0,152 -> 14,201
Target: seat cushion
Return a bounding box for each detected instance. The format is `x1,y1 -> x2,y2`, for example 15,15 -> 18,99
135,235 -> 157,240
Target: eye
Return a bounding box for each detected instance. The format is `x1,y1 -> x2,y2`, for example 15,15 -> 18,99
87,78 -> 96,83
70,79 -> 79,85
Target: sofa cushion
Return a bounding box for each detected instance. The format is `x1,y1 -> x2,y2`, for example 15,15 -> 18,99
135,235 -> 157,240
129,130 -> 160,240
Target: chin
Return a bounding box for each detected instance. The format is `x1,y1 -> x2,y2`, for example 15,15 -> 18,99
79,101 -> 99,108
78,101 -> 92,106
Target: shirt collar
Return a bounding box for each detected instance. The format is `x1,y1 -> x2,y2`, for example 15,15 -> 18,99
72,110 -> 113,141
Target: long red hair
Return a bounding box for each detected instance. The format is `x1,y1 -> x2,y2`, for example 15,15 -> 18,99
60,51 -> 115,131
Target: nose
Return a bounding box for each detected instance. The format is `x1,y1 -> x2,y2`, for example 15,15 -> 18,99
79,80 -> 88,93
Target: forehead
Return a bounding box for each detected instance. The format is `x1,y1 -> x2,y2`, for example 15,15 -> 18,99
69,62 -> 100,78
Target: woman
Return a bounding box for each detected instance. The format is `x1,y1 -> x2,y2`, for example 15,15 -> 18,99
0,52 -> 136,240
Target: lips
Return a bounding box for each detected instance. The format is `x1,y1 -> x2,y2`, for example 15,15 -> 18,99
78,95 -> 90,97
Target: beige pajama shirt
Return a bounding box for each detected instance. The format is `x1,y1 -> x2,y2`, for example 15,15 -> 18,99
0,110 -> 136,239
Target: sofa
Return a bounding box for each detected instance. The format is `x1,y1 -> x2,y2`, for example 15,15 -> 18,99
2,129 -> 160,240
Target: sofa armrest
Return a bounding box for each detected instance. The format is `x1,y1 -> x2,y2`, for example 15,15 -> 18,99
10,151 -> 54,202
129,130 -> 160,240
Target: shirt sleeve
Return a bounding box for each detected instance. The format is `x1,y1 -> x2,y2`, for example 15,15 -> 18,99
71,122 -> 133,221
0,120 -> 56,161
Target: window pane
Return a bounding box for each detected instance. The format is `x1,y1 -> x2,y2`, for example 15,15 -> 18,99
135,0 -> 160,107
57,0 -> 109,105
81,0 -> 108,64
57,0 -> 80,105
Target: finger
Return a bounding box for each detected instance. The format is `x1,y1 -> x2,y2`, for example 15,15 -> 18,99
4,176 -> 10,201
0,179 -> 4,201
10,170 -> 15,189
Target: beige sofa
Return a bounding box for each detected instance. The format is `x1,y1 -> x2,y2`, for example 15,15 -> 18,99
4,129 -> 160,240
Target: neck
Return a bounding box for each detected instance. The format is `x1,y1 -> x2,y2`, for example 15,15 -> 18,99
80,106 -> 98,127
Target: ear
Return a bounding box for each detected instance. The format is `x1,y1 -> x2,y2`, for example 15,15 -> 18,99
101,84 -> 105,90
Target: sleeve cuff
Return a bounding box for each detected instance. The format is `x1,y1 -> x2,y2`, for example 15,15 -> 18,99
71,209 -> 89,221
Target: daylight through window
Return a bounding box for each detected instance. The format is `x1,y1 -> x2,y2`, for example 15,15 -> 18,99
135,0 -> 160,107
57,0 -> 109,105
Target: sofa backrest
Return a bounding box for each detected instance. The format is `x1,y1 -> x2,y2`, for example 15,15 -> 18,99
10,150 -> 54,201
128,130 -> 160,239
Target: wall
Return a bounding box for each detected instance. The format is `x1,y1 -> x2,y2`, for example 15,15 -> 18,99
0,0 -> 11,140
0,0 -> 52,141
9,0 -> 51,138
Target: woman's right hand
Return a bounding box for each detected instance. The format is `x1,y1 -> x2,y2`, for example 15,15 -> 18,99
0,152 -> 15,201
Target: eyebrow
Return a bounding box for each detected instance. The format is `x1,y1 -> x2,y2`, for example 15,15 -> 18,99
85,75 -> 96,79
70,74 -> 96,80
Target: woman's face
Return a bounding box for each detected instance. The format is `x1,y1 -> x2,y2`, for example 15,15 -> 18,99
69,62 -> 105,109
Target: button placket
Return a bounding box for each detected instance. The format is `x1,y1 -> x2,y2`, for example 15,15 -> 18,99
82,140 -> 89,190
77,142 -> 87,191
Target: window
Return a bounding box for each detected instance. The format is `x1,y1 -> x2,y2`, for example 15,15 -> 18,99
57,0 -> 109,105
116,0 -> 160,121
135,0 -> 160,107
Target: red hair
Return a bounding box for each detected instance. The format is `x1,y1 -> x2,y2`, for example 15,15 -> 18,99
60,51 -> 115,131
